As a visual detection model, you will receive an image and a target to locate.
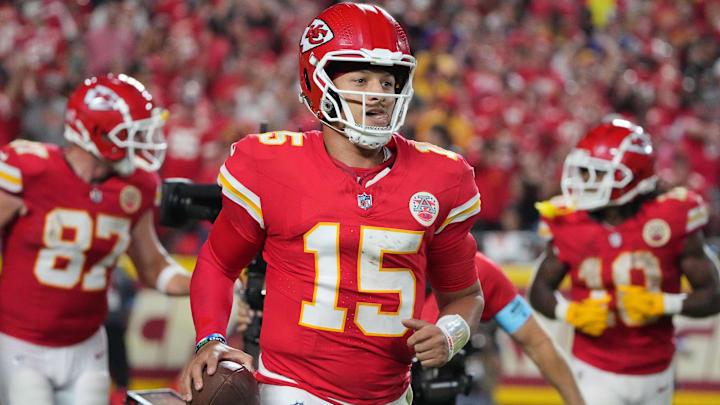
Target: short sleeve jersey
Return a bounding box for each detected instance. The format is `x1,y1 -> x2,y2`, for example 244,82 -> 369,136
538,188 -> 709,374
216,131 -> 481,403
421,252 -> 518,323
0,141 -> 159,346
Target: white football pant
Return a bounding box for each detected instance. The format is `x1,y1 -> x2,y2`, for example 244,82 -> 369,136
573,357 -> 674,405
259,382 -> 413,405
0,328 -> 110,405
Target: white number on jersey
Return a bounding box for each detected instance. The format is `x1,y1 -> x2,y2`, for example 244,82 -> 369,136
578,250 -> 662,327
300,224 -> 422,336
34,208 -> 131,291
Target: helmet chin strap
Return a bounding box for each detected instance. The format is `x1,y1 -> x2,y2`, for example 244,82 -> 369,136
344,126 -> 390,150
112,153 -> 136,176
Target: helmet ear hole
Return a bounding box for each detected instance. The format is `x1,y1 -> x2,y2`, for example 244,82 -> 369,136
321,99 -> 333,113
322,89 -> 342,119
303,69 -> 311,92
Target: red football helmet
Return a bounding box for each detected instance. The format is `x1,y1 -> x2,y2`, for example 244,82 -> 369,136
298,3 -> 416,149
64,74 -> 167,176
561,118 -> 657,210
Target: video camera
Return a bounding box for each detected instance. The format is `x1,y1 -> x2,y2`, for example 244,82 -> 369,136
158,178 -> 223,227
411,349 -> 473,404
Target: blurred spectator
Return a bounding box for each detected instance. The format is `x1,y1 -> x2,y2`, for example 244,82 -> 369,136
0,0 -> 718,248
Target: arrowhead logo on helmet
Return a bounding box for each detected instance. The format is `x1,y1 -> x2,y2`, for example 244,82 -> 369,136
300,19 -> 334,53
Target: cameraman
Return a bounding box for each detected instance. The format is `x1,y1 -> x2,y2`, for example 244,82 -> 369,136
417,252 -> 585,405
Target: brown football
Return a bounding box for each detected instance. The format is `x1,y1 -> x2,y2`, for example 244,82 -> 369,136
191,361 -> 260,405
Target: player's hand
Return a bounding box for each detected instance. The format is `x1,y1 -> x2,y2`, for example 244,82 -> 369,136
564,296 -> 611,336
179,341 -> 255,402
402,318 -> 450,368
618,285 -> 664,322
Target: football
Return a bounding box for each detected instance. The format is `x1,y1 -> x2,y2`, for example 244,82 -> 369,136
191,361 -> 260,405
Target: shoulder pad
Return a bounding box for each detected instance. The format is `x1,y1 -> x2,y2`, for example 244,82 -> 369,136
654,187 -> 708,234
233,131 -> 304,153
411,141 -> 460,162
0,141 -> 53,193
656,187 -> 690,203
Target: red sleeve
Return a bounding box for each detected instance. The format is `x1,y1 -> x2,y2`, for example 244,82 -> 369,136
426,159 -> 481,292
427,233 -> 478,292
0,141 -> 51,195
191,206 -> 263,343
476,253 -> 518,322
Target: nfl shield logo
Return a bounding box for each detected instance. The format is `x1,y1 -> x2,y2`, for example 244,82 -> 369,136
357,193 -> 372,210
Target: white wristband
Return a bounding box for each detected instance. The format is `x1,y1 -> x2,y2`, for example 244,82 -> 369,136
553,291 -> 570,321
436,314 -> 470,362
663,293 -> 687,315
156,263 -> 189,293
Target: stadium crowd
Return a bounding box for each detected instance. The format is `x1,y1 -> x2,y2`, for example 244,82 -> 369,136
1,0 -> 719,251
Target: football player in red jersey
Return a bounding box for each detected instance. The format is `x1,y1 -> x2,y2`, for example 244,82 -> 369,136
0,74 -> 192,405
529,118 -> 720,405
180,3 -> 484,405
421,252 -> 586,405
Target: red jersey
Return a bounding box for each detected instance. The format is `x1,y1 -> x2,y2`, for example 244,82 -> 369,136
0,141 -> 159,346
211,130 -> 481,403
422,252 -> 517,323
539,188 -> 709,374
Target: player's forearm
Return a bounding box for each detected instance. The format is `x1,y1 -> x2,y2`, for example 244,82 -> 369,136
436,283 -> 484,334
528,280 -> 558,319
681,287 -> 720,317
191,243 -> 239,341
0,191 -> 25,228
159,263 -> 192,295
519,333 -> 585,405
680,245 -> 720,317
529,252 -> 568,319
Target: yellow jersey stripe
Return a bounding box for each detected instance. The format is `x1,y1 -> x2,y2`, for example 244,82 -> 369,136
686,205 -> 708,233
436,194 -> 481,234
442,198 -> 481,227
537,220 -> 553,239
0,161 -> 21,193
217,166 -> 264,228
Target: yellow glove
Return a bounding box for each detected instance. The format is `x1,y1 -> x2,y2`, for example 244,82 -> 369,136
618,285 -> 686,323
556,295 -> 611,337
535,197 -> 575,219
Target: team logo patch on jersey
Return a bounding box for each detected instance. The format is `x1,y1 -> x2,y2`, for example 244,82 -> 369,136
300,19 -> 334,53
643,218 -> 671,247
357,193 -> 372,210
409,192 -> 439,226
119,185 -> 142,214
